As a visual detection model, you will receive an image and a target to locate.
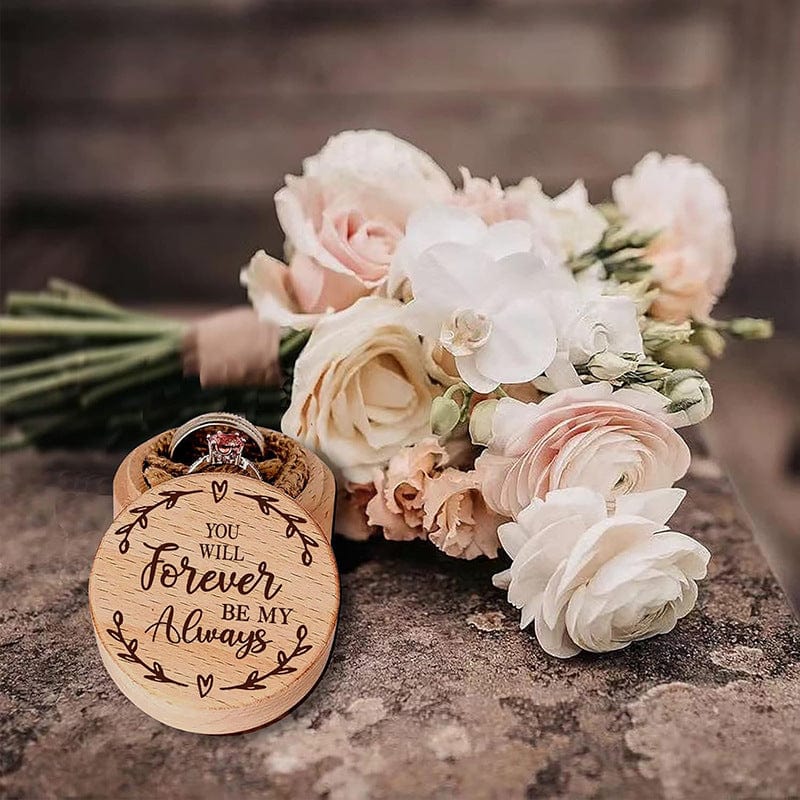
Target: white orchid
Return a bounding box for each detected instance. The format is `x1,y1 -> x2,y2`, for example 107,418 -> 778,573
399,206 -> 576,393
493,487 -> 710,657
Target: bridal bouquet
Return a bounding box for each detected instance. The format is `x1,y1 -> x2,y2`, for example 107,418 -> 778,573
1,130 -> 771,657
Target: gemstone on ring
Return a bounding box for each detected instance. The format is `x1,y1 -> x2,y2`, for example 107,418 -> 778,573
206,430 -> 248,466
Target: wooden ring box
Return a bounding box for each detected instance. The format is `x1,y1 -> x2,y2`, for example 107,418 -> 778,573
90,433 -> 339,734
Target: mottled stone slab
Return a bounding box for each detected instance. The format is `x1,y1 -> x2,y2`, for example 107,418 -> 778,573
1,449 -> 798,800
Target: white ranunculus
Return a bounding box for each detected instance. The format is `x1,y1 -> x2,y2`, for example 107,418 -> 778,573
537,290 -> 644,391
556,294 -> 643,365
282,296 -> 438,483
507,178 -> 608,260
493,487 -> 710,657
398,206 -> 576,393
612,152 -> 735,323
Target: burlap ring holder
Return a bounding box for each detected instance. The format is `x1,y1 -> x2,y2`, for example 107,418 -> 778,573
93,416 -> 339,734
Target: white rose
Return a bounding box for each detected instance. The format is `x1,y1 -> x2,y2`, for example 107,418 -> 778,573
493,487 -> 710,657
612,152 -> 735,322
282,296 -> 438,482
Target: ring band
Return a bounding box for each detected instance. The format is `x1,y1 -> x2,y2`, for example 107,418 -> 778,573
169,412 -> 266,460
187,453 -> 262,481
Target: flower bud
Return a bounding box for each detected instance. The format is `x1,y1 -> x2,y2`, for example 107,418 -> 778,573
692,326 -> 726,358
657,342 -> 710,372
469,399 -> 498,446
635,359 -> 673,384
430,395 -> 462,437
663,369 -> 713,425
585,351 -> 638,381
728,317 -> 774,340
611,279 -> 659,314
642,320 -> 692,352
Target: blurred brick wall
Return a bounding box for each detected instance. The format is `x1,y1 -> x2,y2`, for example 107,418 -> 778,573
1,0 -> 798,328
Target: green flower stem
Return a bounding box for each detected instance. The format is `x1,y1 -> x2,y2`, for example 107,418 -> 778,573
0,315 -> 185,339
79,357 -> 182,407
0,342 -> 156,383
279,328 -> 312,362
0,338 -> 181,408
47,278 -> 121,308
0,339 -> 62,361
4,291 -> 139,320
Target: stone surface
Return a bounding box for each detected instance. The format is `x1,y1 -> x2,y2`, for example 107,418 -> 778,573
1,448 -> 799,800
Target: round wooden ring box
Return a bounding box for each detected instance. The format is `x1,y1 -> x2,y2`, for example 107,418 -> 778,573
89,473 -> 340,734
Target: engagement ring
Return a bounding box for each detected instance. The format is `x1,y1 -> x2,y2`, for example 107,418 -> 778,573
169,412 -> 265,461
187,429 -> 262,481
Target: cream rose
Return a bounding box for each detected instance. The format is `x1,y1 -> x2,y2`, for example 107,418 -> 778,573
424,468 -> 505,560
474,383 -> 690,518
282,296 -> 438,483
612,152 -> 735,322
493,487 -> 709,657
271,130 -> 453,318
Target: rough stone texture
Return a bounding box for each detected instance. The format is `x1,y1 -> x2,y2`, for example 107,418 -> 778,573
1,448 -> 799,800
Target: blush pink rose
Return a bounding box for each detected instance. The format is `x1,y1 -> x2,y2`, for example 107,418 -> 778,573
365,437 -> 447,541
266,130 -> 453,320
241,250 -> 365,330
423,468 -> 505,559
475,383 -> 690,519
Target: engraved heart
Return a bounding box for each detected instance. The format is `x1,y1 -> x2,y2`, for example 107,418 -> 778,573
197,673 -> 214,698
211,480 -> 228,503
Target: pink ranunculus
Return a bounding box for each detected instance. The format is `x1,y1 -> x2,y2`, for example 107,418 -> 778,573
365,437 -> 447,541
266,130 -> 454,320
423,468 -> 505,559
612,152 -> 735,323
474,383 -> 690,519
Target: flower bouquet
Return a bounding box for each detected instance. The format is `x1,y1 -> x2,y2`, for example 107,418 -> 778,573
0,130 -> 771,657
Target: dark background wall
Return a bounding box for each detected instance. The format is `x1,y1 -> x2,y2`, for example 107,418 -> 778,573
2,0 -> 799,330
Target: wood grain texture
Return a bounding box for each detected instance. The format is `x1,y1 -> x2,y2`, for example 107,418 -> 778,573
90,473 -> 340,734
112,432 -> 336,541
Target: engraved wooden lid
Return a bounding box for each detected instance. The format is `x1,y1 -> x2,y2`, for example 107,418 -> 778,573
89,473 -> 340,734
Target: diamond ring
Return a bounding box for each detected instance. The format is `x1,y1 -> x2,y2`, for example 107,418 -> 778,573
187,429 -> 262,481
169,412 -> 266,462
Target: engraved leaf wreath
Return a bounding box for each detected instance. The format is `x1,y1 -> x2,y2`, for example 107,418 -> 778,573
234,491 -> 319,566
114,489 -> 202,554
106,610 -> 188,686
222,625 -> 311,691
